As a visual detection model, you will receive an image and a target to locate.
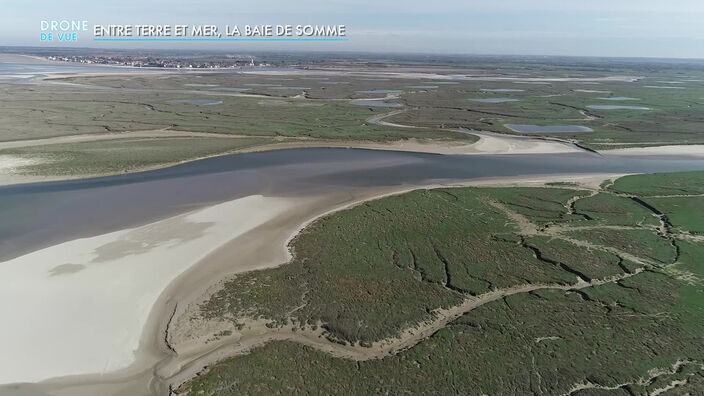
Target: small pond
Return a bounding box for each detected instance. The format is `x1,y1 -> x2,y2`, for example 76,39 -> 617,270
505,124 -> 593,133
587,105 -> 650,110
351,100 -> 403,108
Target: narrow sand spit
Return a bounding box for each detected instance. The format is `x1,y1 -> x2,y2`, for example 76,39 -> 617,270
456,129 -> 581,154
0,129 -> 247,150
0,195 -> 299,385
602,145 -> 704,158
365,109 -> 581,155
0,54 -> 62,64
237,132 -> 581,157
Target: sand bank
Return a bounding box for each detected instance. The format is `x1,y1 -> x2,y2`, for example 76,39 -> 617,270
601,145 -> 704,158
0,129 -> 246,150
0,54 -> 59,64
0,126 -> 579,157
223,132 -> 582,156
455,130 -> 581,154
0,194 -> 299,385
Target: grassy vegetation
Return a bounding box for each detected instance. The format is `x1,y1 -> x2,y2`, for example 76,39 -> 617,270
184,274 -> 702,395
3,60 -> 702,178
605,171 -> 704,235
0,137 -> 269,176
30,59 -> 704,152
479,186 -> 589,224
573,193 -> 661,227
179,171 -> 704,395
608,171 -> 704,196
565,228 -> 676,264
523,236 -> 638,280
390,77 -> 704,149
645,196 -> 704,235
0,82 -> 466,143
201,188 -> 578,344
1,76 -> 476,177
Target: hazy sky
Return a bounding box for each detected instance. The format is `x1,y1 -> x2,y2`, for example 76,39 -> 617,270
5,0 -> 704,58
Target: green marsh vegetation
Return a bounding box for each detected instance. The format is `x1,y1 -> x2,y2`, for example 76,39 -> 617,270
180,171 -> 704,395
66,63 -> 704,151
391,76 -> 704,150
2,58 -> 703,178
0,79 -> 469,177
1,137 -> 268,176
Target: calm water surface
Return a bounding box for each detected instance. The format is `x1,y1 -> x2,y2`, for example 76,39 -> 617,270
351,99 -> 403,107
2,148 -> 704,262
587,105 -> 650,110
505,124 -> 593,133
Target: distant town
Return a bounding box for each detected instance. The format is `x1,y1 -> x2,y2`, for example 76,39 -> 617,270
44,54 -> 271,69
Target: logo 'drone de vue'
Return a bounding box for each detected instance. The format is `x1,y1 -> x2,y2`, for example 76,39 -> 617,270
40,20 -> 89,42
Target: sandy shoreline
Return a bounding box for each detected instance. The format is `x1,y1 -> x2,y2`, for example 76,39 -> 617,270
0,54 -> 63,65
0,195 -> 301,385
0,129 -> 253,150
601,144 -> 704,158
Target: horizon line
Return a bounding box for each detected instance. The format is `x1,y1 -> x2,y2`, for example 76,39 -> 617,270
2,45 -> 704,61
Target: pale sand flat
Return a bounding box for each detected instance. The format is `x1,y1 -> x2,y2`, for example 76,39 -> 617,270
602,145 -> 704,158
0,195 -> 299,384
0,155 -> 40,171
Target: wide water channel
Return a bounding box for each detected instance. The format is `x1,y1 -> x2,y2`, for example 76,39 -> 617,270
2,147 -> 704,262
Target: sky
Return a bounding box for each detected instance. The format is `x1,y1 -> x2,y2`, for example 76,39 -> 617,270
4,0 -> 704,58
